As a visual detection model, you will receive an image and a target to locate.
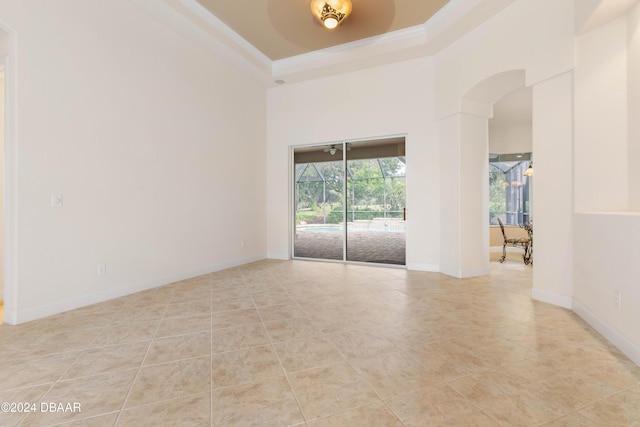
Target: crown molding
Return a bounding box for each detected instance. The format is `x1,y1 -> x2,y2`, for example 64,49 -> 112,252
271,0 -> 514,84
131,0 -> 513,86
272,24 -> 429,83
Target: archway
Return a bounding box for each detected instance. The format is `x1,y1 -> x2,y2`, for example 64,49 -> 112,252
438,70 -> 529,278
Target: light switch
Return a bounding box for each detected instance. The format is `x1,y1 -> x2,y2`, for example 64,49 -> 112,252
51,194 -> 63,208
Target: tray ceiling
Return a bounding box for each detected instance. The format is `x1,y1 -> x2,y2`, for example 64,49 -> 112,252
195,0 -> 450,61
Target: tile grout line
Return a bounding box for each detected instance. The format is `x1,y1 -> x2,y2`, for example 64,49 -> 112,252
278,270 -> 406,425
444,381 -> 504,426
540,384 -> 640,425
112,292 -> 174,426
209,274 -> 214,427
250,275 -> 310,425
16,340 -> 89,425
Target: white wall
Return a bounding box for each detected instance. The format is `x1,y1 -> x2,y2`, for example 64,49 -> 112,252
571,1 -> 640,365
266,57 -> 440,270
488,124 -> 532,154
575,14 -> 629,212
574,213 -> 640,365
0,0 -> 267,323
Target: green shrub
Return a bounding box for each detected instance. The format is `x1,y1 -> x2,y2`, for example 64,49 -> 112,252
327,205 -> 344,224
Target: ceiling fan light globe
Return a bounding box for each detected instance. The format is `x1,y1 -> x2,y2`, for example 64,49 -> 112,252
323,17 -> 339,29
310,0 -> 352,29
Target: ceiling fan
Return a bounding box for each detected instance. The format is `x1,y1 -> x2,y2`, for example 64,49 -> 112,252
323,143 -> 352,155
310,0 -> 352,30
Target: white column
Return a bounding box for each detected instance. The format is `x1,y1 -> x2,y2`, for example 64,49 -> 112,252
439,107 -> 490,278
531,71 -> 574,307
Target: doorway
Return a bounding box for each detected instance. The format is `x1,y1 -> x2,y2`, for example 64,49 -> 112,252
0,64 -> 4,324
0,25 -> 15,325
292,137 -> 406,265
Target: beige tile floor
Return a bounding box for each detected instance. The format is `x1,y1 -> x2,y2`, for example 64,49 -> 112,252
0,255 -> 639,426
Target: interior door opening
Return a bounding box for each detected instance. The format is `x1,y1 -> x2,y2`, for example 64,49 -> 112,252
0,63 -> 5,324
292,137 -> 406,266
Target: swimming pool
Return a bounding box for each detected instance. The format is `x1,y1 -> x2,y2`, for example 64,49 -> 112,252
297,223 -> 406,233
297,225 -> 342,232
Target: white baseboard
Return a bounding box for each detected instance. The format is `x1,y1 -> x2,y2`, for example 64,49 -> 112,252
439,265 -> 461,278
4,308 -> 19,325
267,252 -> 290,260
573,299 -> 640,367
8,255 -> 266,325
531,287 -> 573,309
406,263 -> 440,272
440,265 -> 491,278
525,289 -> 639,367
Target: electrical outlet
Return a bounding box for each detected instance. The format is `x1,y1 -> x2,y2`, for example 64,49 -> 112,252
97,264 -> 106,275
241,241 -> 245,248
615,290 -> 622,308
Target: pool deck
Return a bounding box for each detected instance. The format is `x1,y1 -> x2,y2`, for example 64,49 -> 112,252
294,229 -> 406,265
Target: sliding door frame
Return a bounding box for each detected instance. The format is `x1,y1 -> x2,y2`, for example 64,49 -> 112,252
290,134 -> 407,266
290,140 -> 347,263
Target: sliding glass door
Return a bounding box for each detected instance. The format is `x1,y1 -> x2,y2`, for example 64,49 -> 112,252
346,157 -> 406,264
293,146 -> 345,261
293,138 -> 406,265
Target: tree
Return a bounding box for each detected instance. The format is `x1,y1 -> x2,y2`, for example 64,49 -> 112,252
296,157 -> 407,222
489,164 -> 506,224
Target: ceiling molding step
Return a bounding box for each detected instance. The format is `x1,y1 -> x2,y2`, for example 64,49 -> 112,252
131,0 -> 515,86
272,24 -> 428,79
576,0 -> 639,35
271,0 -> 515,83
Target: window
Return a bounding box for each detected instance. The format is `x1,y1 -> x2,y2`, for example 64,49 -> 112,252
489,153 -> 532,226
